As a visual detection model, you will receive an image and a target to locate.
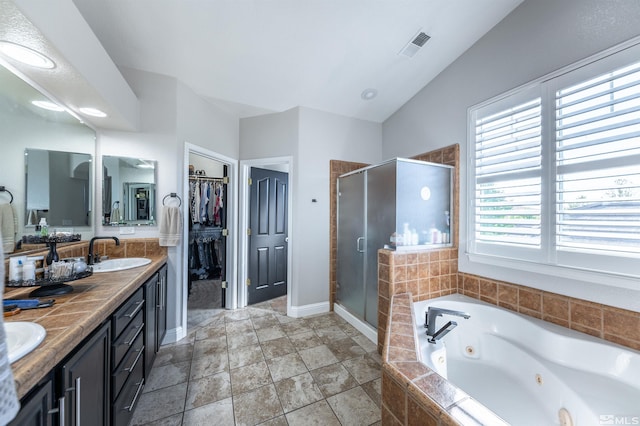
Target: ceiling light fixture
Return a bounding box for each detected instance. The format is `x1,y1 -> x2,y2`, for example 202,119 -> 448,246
32,100 -> 65,112
0,41 -> 55,69
361,88 -> 378,101
79,107 -> 107,118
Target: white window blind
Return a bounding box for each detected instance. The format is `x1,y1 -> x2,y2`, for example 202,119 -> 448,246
469,39 -> 640,278
556,60 -> 640,257
474,98 -> 542,250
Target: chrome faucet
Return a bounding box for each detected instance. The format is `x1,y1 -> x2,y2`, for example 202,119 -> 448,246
88,236 -> 120,265
425,307 -> 470,344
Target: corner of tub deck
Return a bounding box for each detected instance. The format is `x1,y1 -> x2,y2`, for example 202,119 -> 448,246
383,291 -> 509,426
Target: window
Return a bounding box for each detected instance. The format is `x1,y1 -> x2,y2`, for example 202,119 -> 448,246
469,41 -> 640,277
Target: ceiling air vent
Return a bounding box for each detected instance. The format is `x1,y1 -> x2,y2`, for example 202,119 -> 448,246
399,31 -> 431,58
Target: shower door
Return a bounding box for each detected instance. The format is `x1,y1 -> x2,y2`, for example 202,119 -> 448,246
336,171 -> 366,321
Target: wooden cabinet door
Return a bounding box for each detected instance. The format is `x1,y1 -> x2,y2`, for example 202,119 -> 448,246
60,322 -> 110,426
8,378 -> 54,426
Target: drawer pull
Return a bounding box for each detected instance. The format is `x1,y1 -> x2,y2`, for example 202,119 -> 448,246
124,378 -> 145,412
124,324 -> 144,346
75,377 -> 81,425
48,396 -> 65,426
124,346 -> 144,373
124,300 -> 144,319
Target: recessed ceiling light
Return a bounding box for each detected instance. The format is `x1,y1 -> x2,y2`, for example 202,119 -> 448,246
361,88 -> 378,101
79,107 -> 107,118
0,41 -> 55,69
32,100 -> 65,112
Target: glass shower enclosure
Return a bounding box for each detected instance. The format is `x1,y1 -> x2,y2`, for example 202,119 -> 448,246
336,158 -> 453,329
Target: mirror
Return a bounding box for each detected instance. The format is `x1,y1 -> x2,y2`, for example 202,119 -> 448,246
0,64 -> 96,255
25,149 -> 93,227
102,156 -> 156,226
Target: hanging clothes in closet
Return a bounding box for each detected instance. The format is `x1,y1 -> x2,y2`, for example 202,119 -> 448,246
188,176 -> 225,296
189,179 -> 224,226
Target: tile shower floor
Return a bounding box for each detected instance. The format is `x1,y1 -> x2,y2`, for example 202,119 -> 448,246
130,296 -> 382,426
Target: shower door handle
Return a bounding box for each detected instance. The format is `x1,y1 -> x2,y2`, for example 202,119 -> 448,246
356,237 -> 365,253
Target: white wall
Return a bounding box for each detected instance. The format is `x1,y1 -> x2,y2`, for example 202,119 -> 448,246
382,0 -> 640,311
240,107 -> 382,309
96,68 -> 239,341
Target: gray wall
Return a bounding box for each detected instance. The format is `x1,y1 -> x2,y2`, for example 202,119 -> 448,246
382,0 -> 640,311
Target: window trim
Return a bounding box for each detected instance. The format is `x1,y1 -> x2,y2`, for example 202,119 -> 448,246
466,35 -> 640,284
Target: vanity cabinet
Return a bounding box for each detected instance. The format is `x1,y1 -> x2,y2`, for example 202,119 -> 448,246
144,264 -> 167,377
60,322 -> 111,426
111,287 -> 145,426
7,377 -> 54,426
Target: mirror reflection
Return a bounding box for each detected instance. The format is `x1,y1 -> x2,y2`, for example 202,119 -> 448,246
25,149 -> 92,227
102,156 -> 156,226
0,64 -> 95,256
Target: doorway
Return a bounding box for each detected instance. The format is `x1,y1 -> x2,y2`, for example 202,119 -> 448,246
247,167 -> 288,305
239,157 -> 293,313
182,143 -> 238,332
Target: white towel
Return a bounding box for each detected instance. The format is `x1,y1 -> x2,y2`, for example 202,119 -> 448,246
0,204 -> 17,254
0,235 -> 20,424
159,205 -> 182,246
111,207 -> 121,224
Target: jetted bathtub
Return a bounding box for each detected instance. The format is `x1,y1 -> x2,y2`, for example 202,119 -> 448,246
413,294 -> 640,426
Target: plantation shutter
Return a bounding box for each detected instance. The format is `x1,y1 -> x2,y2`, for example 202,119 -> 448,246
555,60 -> 640,255
474,97 -> 542,250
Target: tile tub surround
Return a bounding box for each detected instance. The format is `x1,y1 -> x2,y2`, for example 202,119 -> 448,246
382,292 -> 507,426
377,247 -> 640,354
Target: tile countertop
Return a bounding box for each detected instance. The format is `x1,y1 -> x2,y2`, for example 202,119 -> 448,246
4,254 -> 168,399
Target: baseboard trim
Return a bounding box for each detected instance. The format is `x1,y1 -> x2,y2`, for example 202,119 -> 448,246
334,303 -> 377,344
288,301 -> 330,318
162,326 -> 186,345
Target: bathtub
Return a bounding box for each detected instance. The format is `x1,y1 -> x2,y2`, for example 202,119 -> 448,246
413,294 -> 640,426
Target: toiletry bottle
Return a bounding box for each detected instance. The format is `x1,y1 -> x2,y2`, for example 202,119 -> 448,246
39,218 -> 48,237
403,223 -> 412,246
23,260 -> 36,281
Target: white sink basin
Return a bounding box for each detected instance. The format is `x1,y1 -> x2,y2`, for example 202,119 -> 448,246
4,322 -> 46,364
92,257 -> 151,273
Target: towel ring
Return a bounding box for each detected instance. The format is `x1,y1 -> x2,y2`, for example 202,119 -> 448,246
163,193 -> 182,207
0,186 -> 14,204
112,201 -> 120,209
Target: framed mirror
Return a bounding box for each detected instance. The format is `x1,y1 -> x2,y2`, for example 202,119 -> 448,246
0,64 -> 95,256
102,156 -> 156,226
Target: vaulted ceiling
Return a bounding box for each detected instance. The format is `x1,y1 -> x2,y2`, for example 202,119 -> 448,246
71,0 -> 523,123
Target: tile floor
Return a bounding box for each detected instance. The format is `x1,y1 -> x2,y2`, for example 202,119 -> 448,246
130,296 -> 382,426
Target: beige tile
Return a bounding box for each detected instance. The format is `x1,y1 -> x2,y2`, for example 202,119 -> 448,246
285,400 -> 341,426
362,377 -> 382,408
257,415 -> 289,426
227,330 -> 260,349
193,335 -> 227,358
256,325 -> 287,342
288,330 -> 323,350
326,337 -> 366,361
183,397 -> 235,426
326,386 -> 381,426
266,352 -> 309,382
185,371 -> 232,410
310,363 -> 359,398
144,361 -> 190,393
299,345 -> 340,370
228,343 -> 265,369
230,360 -> 272,395
233,384 -> 284,426
130,383 -> 188,425
260,336 -> 296,359
154,342 -> 194,366
315,325 -> 349,344
274,372 -> 324,413
342,354 -> 382,384
190,352 -> 229,380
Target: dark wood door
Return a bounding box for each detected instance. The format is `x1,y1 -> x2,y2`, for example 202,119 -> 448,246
61,322 -> 110,426
8,378 -> 54,426
248,167 -> 288,305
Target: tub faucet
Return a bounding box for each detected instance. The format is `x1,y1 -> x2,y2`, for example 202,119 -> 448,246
88,236 -> 120,265
425,307 -> 470,343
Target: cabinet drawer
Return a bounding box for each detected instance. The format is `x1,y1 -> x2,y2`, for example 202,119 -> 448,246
112,329 -> 144,399
112,310 -> 144,368
112,352 -> 144,426
112,287 -> 144,339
